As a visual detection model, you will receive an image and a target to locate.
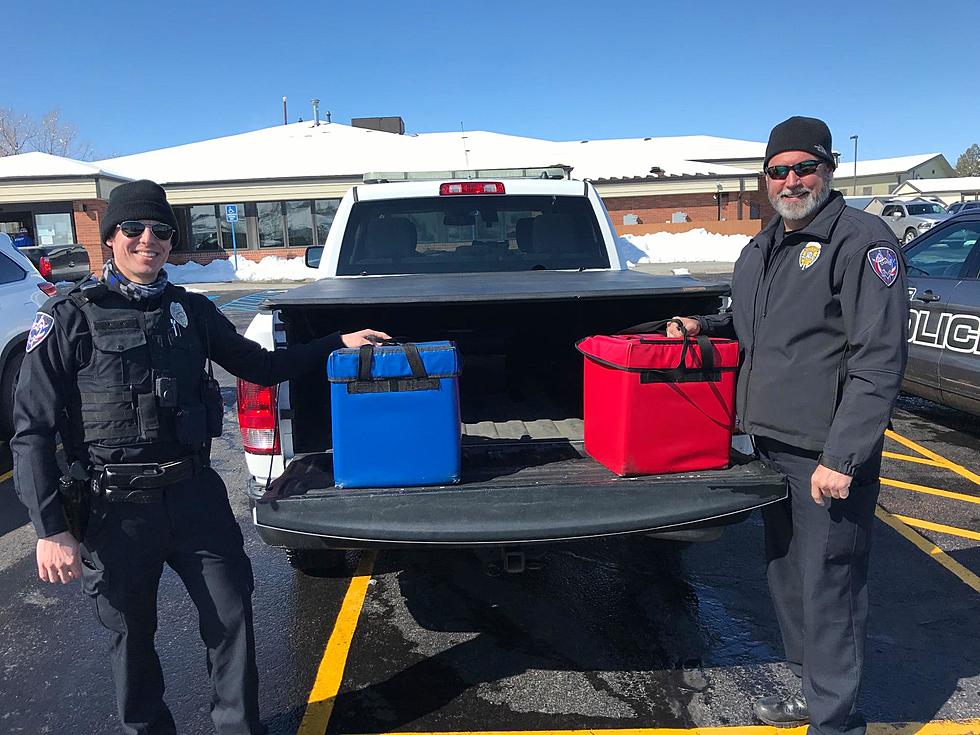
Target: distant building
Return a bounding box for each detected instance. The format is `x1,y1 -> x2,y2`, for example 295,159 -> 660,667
832,153 -> 955,196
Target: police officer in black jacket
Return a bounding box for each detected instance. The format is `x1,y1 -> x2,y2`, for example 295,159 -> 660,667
669,117 -> 908,735
11,180 -> 389,735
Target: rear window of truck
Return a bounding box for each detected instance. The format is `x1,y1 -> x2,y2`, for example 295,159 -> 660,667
337,195 -> 610,275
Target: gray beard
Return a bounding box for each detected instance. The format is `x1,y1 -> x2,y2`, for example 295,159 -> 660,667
770,170 -> 833,222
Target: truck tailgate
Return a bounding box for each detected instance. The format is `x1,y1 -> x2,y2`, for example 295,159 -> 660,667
253,445 -> 786,547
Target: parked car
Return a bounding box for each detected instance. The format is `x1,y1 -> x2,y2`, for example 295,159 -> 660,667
902,210 -> 980,416
879,199 -> 950,245
18,243 -> 91,283
946,201 -> 980,216
0,233 -> 58,436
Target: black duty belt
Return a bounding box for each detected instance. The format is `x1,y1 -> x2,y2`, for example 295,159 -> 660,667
95,456 -> 209,503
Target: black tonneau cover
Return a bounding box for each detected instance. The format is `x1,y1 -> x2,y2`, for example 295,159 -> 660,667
260,270 -> 729,309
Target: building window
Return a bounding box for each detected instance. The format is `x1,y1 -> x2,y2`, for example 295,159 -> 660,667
749,202 -> 761,219
862,186 -> 873,195
315,199 -> 340,244
190,205 -> 221,250
34,213 -> 75,245
257,202 -> 285,248
285,200 -> 314,249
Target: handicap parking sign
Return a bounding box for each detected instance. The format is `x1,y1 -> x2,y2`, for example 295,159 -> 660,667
225,204 -> 239,222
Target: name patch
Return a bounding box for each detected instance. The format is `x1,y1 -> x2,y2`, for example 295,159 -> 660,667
868,246 -> 900,286
26,312 -> 55,353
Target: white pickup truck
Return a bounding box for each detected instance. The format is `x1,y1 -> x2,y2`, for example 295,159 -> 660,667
238,170 -> 785,574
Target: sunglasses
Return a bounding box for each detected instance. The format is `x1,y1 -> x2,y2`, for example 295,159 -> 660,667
764,159 -> 823,180
117,221 -> 175,240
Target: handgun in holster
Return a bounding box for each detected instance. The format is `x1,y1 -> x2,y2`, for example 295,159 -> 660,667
58,460 -> 92,543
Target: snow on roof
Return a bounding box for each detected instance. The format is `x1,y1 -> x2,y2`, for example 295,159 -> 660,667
0,151 -> 127,179
832,153 -> 946,177
898,176 -> 980,193
94,122 -> 761,185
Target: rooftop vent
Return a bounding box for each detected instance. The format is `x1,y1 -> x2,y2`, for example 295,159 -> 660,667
351,116 -> 405,135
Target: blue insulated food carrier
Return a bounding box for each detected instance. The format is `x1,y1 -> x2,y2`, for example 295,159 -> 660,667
327,341 -> 462,489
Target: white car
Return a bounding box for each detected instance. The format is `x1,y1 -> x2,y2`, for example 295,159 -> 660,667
0,233 -> 57,436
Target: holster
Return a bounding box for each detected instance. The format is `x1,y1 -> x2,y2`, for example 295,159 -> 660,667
58,461 -> 91,543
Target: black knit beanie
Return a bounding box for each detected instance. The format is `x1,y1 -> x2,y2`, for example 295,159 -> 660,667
100,179 -> 179,246
764,116 -> 836,170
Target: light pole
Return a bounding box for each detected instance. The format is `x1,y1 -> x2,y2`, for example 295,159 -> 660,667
849,135 -> 859,195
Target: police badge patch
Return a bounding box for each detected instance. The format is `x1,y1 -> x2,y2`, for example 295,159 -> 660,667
799,242 -> 822,270
867,246 -> 900,286
170,301 -> 189,328
26,312 -> 55,353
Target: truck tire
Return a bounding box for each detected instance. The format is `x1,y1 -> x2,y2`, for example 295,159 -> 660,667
903,229 -> 918,245
0,348 -> 25,437
284,548 -> 349,577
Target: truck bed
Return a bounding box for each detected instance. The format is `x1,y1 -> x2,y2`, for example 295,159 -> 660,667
253,444 -> 786,548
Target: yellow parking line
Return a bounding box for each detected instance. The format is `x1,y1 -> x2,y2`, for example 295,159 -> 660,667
876,507 -> 980,593
343,720 -> 980,735
0,469 -> 10,484
885,429 -> 980,486
893,514 -> 980,542
881,451 -> 945,468
298,551 -> 377,735
881,477 -> 980,505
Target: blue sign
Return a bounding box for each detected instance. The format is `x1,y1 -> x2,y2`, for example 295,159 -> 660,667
225,204 -> 239,222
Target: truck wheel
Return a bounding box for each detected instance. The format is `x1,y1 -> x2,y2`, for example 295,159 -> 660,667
0,348 -> 25,437
284,548 -> 349,577
903,229 -> 918,245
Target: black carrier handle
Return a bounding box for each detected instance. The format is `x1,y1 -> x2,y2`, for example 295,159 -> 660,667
352,341 -> 436,394
616,318 -> 716,377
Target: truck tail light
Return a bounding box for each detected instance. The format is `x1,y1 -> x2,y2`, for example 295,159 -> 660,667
38,282 -> 58,297
237,379 -> 280,455
38,256 -> 52,280
439,182 -> 505,195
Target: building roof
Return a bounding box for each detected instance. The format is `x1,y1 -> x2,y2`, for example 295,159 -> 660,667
93,122 -> 760,185
896,176 -> 980,193
832,153 -> 948,177
0,151 -> 127,180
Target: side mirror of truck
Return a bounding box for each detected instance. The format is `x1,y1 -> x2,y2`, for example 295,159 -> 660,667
305,246 -> 324,269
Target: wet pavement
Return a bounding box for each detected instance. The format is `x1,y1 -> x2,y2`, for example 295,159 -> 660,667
0,287 -> 977,734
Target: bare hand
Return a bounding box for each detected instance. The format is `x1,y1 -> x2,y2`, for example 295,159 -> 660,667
665,317 -> 701,338
810,463 -> 852,506
341,329 -> 391,348
37,531 -> 82,584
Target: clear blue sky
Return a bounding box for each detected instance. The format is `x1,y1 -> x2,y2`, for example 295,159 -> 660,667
8,0 -> 978,166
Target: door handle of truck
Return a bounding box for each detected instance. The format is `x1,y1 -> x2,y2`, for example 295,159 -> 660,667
914,290 -> 941,303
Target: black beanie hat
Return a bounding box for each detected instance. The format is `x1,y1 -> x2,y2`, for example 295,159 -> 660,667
100,179 -> 179,246
764,116 -> 835,170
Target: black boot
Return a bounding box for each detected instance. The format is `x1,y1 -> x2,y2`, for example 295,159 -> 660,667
753,693 -> 810,727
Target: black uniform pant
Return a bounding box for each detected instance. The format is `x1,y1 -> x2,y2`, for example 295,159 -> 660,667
756,436 -> 882,735
80,469 -> 265,735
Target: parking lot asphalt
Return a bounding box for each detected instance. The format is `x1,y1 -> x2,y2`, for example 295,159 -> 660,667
0,284 -> 977,735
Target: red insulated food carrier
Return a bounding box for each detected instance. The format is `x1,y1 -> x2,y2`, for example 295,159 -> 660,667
576,327 -> 739,476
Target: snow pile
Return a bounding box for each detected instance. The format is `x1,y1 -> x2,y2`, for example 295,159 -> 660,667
167,256 -> 318,284
618,229 -> 751,265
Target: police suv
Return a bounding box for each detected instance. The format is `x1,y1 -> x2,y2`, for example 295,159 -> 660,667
236,169 -> 787,574
902,209 -> 980,416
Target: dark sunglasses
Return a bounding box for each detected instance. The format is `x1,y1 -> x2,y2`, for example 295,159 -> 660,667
117,221 -> 175,240
764,159 -> 823,180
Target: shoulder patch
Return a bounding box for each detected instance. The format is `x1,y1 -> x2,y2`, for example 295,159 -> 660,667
867,246 -> 900,286
26,312 -> 55,353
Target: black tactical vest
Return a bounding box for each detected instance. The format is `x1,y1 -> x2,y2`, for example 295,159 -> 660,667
70,283 -> 222,458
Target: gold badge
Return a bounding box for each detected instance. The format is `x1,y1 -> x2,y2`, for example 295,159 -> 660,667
799,242 -> 822,270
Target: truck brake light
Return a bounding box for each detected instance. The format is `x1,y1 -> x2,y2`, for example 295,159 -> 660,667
439,182 -> 505,195
38,256 -> 52,280
237,379 -> 280,455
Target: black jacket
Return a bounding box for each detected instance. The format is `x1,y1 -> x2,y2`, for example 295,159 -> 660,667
699,191 -> 908,475
12,281 -> 342,538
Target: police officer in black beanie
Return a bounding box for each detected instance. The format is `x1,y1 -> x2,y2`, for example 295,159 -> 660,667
668,117 -> 908,735
12,179 -> 389,734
